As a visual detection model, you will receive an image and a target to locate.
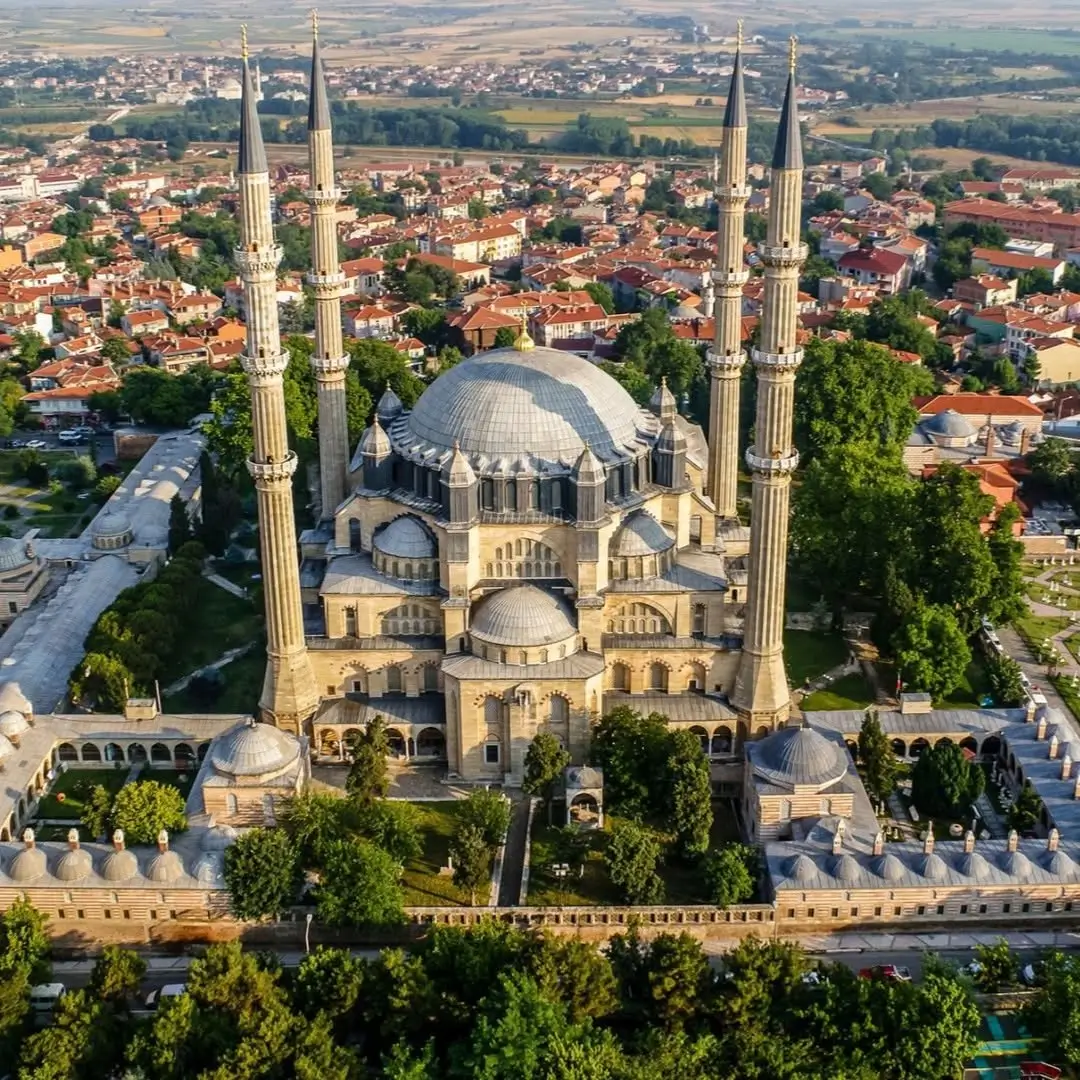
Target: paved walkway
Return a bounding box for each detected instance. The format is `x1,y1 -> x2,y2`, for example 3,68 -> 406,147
974,792 -> 1006,839
162,643 -> 255,696
496,796 -> 531,907
203,571 -> 247,600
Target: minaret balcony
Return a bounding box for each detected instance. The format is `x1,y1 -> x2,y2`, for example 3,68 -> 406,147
716,183 -> 752,202
758,242 -> 809,267
745,447 -> 799,476
234,244 -> 283,275
307,270 -> 348,288
750,346 -> 803,372
711,268 -> 750,288
248,450 -> 299,483
306,187 -> 343,204
706,348 -> 747,372
311,353 -> 350,376
241,350 -> 290,378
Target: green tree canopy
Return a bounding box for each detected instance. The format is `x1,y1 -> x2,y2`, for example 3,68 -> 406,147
911,738 -> 985,819
223,827 -> 301,921
110,780 -> 187,844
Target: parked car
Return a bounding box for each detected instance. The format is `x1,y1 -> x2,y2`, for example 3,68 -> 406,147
29,983 -> 66,1012
144,983 -> 186,1010
24,439 -> 47,450
57,430 -> 82,444
859,965 -> 912,982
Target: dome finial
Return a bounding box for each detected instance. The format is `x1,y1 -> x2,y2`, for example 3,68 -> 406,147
311,7 -> 319,40
789,34 -> 798,74
514,312 -> 535,352
737,18 -> 743,49
240,23 -> 249,61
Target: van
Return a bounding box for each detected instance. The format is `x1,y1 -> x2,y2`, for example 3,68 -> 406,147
144,983 -> 186,1009
29,983 -> 66,1012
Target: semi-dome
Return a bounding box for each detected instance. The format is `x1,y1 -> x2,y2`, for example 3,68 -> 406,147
202,824 -> 238,851
1044,849 -> 1076,876
0,733 -> 14,760
0,537 -> 31,573
610,512 -> 675,558
399,347 -> 655,472
0,682 -> 31,715
194,852 -> 225,887
0,710 -> 28,739
924,409 -> 975,439
1000,849 -> 1034,878
373,516 -> 437,560
752,724 -> 848,788
956,850 -> 991,878
916,851 -> 948,881
210,719 -> 301,778
470,585 -> 576,648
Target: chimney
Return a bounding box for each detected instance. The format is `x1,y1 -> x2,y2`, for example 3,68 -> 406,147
67,827 -> 79,850
157,829 -> 169,853
1021,426 -> 1031,456
1007,828 -> 1019,852
1037,712 -> 1048,740
1026,697 -> 1037,723
1050,732 -> 1060,759
21,827 -> 34,849
112,829 -> 125,852
985,421 -> 995,460
873,831 -> 884,856
923,826 -> 934,855
1064,754 -> 1074,781
1074,770 -> 1080,800
832,827 -> 843,855
1049,827 -> 1061,853
964,829 -> 975,853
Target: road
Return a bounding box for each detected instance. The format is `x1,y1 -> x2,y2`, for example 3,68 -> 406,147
67,105 -> 130,148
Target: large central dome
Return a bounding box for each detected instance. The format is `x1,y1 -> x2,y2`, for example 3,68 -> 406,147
396,346 -> 655,471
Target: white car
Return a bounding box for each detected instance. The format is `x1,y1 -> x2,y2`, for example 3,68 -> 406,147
145,983 -> 187,1009
24,439 -> 47,450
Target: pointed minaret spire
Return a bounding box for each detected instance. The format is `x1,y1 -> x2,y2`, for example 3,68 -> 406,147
706,20 -> 751,522
306,8 -> 351,521
237,26 -> 267,176
773,36 -> 803,171
732,31 -> 806,730
234,25 -> 319,732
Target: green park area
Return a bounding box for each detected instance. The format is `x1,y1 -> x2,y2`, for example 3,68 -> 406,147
801,672 -> 875,712
399,800 -> 491,907
34,767 -> 129,820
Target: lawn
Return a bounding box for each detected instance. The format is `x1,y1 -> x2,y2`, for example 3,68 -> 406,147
937,658 -> 994,709
801,672 -> 875,711
1014,614 -> 1071,654
35,766 -> 129,820
143,768 -> 199,795
160,580 -> 263,682
784,630 -> 850,687
400,800 -> 490,907
1025,583 -> 1080,611
163,647 -> 265,716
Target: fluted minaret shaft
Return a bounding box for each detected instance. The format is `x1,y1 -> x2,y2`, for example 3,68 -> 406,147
732,43 -> 806,728
236,39 -> 319,732
707,35 -> 750,521
307,26 -> 349,520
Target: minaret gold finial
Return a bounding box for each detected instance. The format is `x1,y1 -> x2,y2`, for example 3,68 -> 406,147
788,35 -> 798,74
240,24 -> 249,62
737,19 -> 743,50
312,8 -> 319,40
513,311 -> 535,352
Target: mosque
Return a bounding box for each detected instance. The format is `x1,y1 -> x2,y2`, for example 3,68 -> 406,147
237,25 -> 803,783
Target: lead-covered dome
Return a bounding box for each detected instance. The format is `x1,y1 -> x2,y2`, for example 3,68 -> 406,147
209,720 -> 301,779
0,710 -> 28,739
924,409 -> 975,440
470,585 -> 576,648
752,724 -> 848,789
91,509 -> 133,550
373,516 -> 437,560
398,347 -> 655,472
0,537 -> 31,573
611,511 -> 675,558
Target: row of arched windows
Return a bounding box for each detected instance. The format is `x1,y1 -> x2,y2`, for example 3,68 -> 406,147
381,603 -> 441,637
486,540 -> 562,580
606,602 -> 671,635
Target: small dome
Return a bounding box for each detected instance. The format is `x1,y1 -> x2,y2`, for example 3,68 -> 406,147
0,537 -> 31,573
1037,704 -> 1066,730
0,683 -> 31,716
376,384 -> 403,421
670,302 -> 699,321
210,720 -> 301,778
373,516 -> 437,560
194,852 -> 225,887
202,824 -> 238,851
101,848 -> 139,882
1044,849 -> 1076,877
147,849 -> 185,883
55,846 -> 93,882
565,765 -> 603,789
610,511 -> 675,558
752,725 -> 849,788
1000,849 -> 1034,878
470,585 -> 576,648
831,853 -> 861,882
1000,420 -> 1024,445
872,853 -> 905,882
916,852 -> 948,881
0,733 -> 15,759
924,409 -> 975,438
0,711 -> 28,738
955,850 -> 991,878
91,509 -> 133,549
787,854 -> 818,883
9,846 -> 47,883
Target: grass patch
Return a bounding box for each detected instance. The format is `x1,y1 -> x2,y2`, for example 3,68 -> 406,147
1014,614 -> 1071,652
1050,674 -> 1080,725
802,672 -> 875,711
1025,583 -> 1080,611
937,658 -> 994,709
160,580 -> 263,682
784,630 -> 849,686
400,800 -> 490,907
25,511 -> 87,537
35,766 -> 129,819
144,768 -> 198,794
163,646 -> 265,715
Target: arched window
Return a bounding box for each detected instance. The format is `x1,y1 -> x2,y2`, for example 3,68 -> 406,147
227,794 -> 238,815
381,603 -> 439,636
550,695 -> 569,726
687,662 -> 706,692
490,539 -> 561,579
648,663 -> 668,692
344,607 -> 358,637
692,604 -> 706,637
423,665 -> 439,692
349,519 -> 362,552
386,665 -> 403,694
611,662 -> 629,691
81,743 -> 102,762
607,603 -> 672,635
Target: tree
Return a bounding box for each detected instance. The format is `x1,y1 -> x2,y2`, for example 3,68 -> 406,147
970,939 -> 1017,993
89,944 -> 146,1003
316,838 -> 405,927
1008,781 -> 1043,833
583,281 -> 615,314
857,712 -> 899,805
911,739 -> 985,820
522,732 -> 570,825
640,933 -> 713,1031
988,653 -> 1025,707
110,780 -> 187,844
450,823 -> 492,906
223,827 -> 301,920
493,326 -> 517,349
99,335 -> 133,365
346,716 -> 390,802
54,456 -> 96,489
68,651 -> 134,712
0,896 -> 50,981
283,791 -> 353,868
892,599 -> 971,701
1025,950 -> 1080,1067
293,946 -> 366,1021
167,493 -> 191,555
985,502 -> 1026,626
861,171 -> 894,201
813,189 -> 844,212
14,329 -> 44,371
529,934 -> 619,1022
82,783 -> 114,839
202,372 -> 254,481
458,788 -> 512,848
702,844 -> 756,907
589,707 -> 671,820
1028,436 -> 1075,490
605,820 -> 664,904
354,798 -> 423,864
345,369 -> 373,448
664,729 -> 713,859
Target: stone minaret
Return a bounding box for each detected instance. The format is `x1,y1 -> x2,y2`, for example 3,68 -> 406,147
235,28 -> 319,732
706,22 -> 750,522
732,38 -> 806,729
307,13 -> 349,520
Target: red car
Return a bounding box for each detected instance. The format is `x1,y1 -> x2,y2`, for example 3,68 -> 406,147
858,964 -> 913,982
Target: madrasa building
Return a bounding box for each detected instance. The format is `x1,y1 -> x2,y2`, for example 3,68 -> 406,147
239,22 -> 803,783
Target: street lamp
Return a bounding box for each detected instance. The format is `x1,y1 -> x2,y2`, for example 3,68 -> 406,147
552,863 -> 569,908
304,911 -> 313,954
